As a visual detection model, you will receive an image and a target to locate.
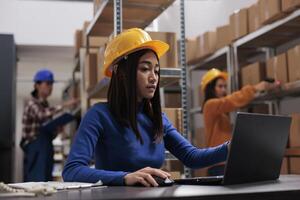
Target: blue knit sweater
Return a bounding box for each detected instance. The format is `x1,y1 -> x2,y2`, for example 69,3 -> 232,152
62,103 -> 228,185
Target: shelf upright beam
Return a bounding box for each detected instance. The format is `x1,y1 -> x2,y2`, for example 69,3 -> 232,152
179,0 -> 192,178
114,0 -> 122,36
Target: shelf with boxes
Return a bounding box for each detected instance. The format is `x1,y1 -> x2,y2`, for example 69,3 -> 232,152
186,1 -> 300,177
87,0 -> 175,36
75,0 -> 190,179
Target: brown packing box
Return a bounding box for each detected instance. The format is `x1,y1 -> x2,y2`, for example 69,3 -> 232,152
84,53 -> 98,91
97,46 -> 106,83
193,168 -> 208,177
162,108 -> 183,133
169,171 -> 181,179
241,62 -> 265,87
248,3 -> 261,33
280,157 -> 289,174
230,8 -> 248,41
282,0 -> 300,13
89,37 -> 108,48
290,158 -> 300,174
196,31 -> 217,59
148,31 -> 177,68
216,25 -> 232,50
248,104 -> 269,114
289,114 -> 300,147
287,45 -> 300,82
69,81 -> 81,99
185,38 -> 198,63
259,0 -> 284,25
74,30 -> 83,57
193,127 -> 206,148
266,53 -> 289,84
164,93 -> 181,108
94,0 -> 102,15
163,160 -> 183,172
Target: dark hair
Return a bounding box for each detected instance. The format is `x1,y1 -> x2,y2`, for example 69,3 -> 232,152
31,81 -> 42,98
107,49 -> 163,144
202,77 -> 221,109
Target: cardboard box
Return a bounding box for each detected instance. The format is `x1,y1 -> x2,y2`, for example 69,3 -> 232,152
241,62 -> 265,87
282,0 -> 300,13
287,45 -> 300,82
149,31 -> 177,68
97,46 -> 106,83
280,157 -> 289,174
94,0 -> 103,15
185,38 -> 198,63
84,53 -> 98,91
164,93 -> 181,108
248,104 -> 269,114
193,127 -> 206,148
259,0 -> 284,25
193,168 -> 208,177
248,3 -> 261,33
162,108 -> 183,133
289,114 -> 300,147
163,160 -> 183,172
196,31 -> 217,58
230,8 -> 248,41
74,30 -> 83,57
266,53 -> 289,84
290,158 -> 300,174
169,171 -> 181,179
89,36 -> 108,48
69,81 -> 81,99
216,25 -> 232,50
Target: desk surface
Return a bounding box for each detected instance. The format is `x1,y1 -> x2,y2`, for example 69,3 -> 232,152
12,175 -> 300,200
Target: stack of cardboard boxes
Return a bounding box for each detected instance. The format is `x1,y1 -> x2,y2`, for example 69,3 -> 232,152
287,45 -> 300,82
241,43 -> 300,88
230,8 -> 248,41
241,62 -> 266,87
149,31 -> 178,68
289,114 -> 300,174
185,0 -> 300,64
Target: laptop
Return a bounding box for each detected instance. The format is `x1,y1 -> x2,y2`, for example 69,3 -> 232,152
174,112 -> 291,185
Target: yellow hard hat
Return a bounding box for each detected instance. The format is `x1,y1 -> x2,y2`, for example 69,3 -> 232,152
201,68 -> 228,92
103,28 -> 170,77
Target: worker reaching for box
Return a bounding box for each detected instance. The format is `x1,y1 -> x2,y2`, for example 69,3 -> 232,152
201,68 -> 280,176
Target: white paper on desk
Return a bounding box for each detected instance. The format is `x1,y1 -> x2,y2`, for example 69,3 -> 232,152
9,181 -> 104,191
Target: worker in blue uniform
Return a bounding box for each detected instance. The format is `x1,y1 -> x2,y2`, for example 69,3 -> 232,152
21,69 -> 78,181
63,28 -> 230,187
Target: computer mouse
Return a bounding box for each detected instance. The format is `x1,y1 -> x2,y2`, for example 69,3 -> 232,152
152,175 -> 174,187
134,176 -> 174,187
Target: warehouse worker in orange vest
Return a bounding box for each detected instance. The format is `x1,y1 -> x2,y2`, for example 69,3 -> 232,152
201,68 -> 280,176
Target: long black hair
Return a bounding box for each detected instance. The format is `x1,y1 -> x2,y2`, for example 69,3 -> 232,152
202,77 -> 220,109
107,49 -> 163,144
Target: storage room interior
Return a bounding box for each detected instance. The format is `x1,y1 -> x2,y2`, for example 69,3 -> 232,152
0,0 -> 300,196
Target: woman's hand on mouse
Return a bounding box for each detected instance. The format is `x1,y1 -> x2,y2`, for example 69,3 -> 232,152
124,167 -> 171,187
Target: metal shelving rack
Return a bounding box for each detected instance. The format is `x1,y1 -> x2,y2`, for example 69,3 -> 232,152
79,0 -> 191,178
187,8 -> 300,174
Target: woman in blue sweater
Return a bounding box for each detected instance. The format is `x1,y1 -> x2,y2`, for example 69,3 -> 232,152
63,28 -> 229,187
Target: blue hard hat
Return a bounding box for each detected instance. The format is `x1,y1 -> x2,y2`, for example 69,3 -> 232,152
33,69 -> 55,83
